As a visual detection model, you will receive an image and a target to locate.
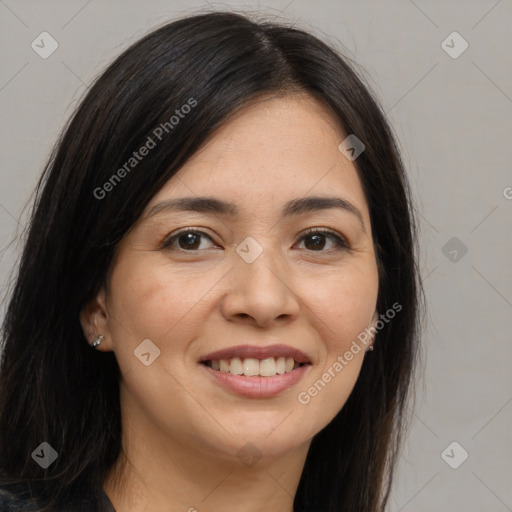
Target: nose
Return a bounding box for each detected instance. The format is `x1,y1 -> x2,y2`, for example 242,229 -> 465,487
220,248 -> 301,328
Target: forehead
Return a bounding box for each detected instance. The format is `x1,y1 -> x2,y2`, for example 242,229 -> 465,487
146,93 -> 369,221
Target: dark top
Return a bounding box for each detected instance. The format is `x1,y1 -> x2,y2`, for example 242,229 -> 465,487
0,484 -> 116,511
101,489 -> 116,512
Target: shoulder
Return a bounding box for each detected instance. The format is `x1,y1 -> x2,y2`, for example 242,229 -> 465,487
0,485 -> 39,512
0,477 -> 114,512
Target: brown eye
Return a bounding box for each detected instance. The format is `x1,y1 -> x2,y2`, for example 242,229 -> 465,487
296,229 -> 350,252
162,229 -> 215,251
161,227 -> 350,253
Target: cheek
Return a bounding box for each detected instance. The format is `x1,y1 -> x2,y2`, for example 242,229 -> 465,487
296,281 -> 376,431
105,254 -> 227,380
108,256 -> 203,341
305,263 -> 379,354
110,273 -> 172,338
293,261 -> 377,418
296,356 -> 365,438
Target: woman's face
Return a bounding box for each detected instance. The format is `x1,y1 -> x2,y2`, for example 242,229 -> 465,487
84,93 -> 379,464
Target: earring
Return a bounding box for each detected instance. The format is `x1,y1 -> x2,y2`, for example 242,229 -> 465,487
366,345 -> 374,352
92,335 -> 104,349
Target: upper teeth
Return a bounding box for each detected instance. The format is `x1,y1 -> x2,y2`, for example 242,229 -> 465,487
209,356 -> 298,377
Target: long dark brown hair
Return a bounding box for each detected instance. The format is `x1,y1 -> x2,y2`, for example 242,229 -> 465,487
0,10 -> 422,512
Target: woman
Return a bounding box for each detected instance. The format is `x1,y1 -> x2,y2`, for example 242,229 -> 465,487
0,10 -> 422,512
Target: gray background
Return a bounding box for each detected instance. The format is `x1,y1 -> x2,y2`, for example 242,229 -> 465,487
1,1 -> 511,511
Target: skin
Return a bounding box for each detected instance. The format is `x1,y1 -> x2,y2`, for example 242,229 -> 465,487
80,92 -> 380,512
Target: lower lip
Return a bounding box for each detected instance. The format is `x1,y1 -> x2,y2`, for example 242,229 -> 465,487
199,363 -> 311,398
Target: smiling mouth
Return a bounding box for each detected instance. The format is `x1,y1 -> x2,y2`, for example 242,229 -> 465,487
201,357 -> 310,377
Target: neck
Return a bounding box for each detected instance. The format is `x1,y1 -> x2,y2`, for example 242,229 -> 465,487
104,397 -> 311,512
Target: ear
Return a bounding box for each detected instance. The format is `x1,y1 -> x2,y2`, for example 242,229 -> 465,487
366,311 -> 379,351
370,311 -> 379,329
79,286 -> 113,351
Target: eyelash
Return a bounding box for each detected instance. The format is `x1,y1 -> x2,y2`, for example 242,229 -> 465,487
161,227 -> 351,253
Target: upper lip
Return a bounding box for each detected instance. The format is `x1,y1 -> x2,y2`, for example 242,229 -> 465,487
199,344 -> 312,364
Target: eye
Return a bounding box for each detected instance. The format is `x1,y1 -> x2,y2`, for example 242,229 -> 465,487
161,228 -> 217,251
161,227 -> 350,253
294,228 -> 350,252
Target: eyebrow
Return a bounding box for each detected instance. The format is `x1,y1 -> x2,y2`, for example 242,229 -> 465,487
146,195 -> 366,232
